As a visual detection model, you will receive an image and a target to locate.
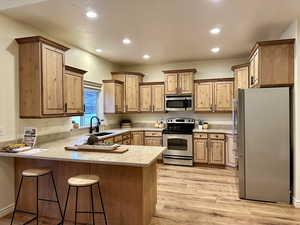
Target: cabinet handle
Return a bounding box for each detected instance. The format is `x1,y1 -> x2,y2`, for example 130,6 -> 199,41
64,103 -> 67,113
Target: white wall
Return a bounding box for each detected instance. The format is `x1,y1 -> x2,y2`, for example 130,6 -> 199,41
280,20 -> 300,207
120,58 -> 247,124
0,13 -> 119,215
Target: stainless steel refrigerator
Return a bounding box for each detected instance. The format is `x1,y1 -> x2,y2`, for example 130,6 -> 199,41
237,87 -> 290,203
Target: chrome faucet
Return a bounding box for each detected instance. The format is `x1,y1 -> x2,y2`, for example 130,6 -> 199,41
89,116 -> 101,134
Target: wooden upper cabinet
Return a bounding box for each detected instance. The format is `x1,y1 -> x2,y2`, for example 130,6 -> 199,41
64,66 -> 86,116
194,82 -> 213,112
232,63 -> 249,98
163,69 -> 196,95
111,72 -> 144,113
103,80 -> 124,114
16,36 -> 70,118
140,82 -> 165,112
249,39 -> 295,87
214,81 -> 233,112
194,78 -> 234,113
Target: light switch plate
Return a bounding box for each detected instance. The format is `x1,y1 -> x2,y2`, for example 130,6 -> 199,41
0,127 -> 5,136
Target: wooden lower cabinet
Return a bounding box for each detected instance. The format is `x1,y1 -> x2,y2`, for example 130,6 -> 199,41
209,140 -> 225,165
194,139 -> 208,163
144,137 -> 162,146
226,134 -> 237,167
131,131 -> 144,145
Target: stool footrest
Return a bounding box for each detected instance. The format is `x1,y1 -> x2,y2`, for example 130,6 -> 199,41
15,209 -> 36,216
76,211 -> 105,214
38,198 -> 59,203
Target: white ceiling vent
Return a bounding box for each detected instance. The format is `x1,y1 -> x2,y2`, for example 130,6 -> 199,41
0,0 -> 47,10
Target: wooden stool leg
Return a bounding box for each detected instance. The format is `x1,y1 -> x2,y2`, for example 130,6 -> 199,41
75,187 -> 78,225
36,177 -> 39,225
90,185 -> 95,225
61,186 -> 71,225
50,172 -> 63,220
97,183 -> 108,225
10,176 -> 24,225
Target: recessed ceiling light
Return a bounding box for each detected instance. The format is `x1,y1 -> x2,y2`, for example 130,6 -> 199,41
95,48 -> 102,53
210,27 -> 221,35
211,47 -> 220,53
86,11 -> 97,18
122,38 -> 131,45
143,54 -> 150,60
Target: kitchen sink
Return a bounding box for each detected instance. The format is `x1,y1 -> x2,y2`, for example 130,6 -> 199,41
92,132 -> 113,137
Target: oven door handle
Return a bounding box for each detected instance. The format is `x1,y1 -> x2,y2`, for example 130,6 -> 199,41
164,135 -> 191,139
163,155 -> 192,160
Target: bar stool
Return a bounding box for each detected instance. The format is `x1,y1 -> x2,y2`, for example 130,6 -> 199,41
10,168 -> 63,225
62,174 -> 108,225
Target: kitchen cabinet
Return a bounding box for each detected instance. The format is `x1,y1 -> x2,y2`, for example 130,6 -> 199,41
226,134 -> 237,168
249,39 -> 295,88
103,80 -> 124,114
194,78 -> 234,112
111,72 -> 144,112
163,69 -> 197,95
232,63 -> 249,98
131,131 -> 144,145
64,66 -> 86,116
144,131 -> 162,146
16,36 -> 70,118
140,82 -> 165,112
194,133 -> 225,166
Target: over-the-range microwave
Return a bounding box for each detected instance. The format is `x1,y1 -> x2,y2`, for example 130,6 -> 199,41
165,95 -> 193,112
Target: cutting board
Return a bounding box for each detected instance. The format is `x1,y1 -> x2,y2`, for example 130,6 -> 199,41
65,145 -> 128,153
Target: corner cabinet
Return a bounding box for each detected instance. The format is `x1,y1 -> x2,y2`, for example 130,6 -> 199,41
249,39 -> 295,88
140,82 -> 165,112
232,63 -> 249,98
16,36 -> 71,118
64,66 -> 86,116
103,80 -> 124,114
163,69 -> 196,95
194,78 -> 234,113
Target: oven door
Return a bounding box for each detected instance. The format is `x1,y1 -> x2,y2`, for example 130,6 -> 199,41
163,134 -> 193,157
165,97 -> 186,111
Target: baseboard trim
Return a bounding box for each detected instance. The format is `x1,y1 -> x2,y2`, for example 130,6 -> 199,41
293,197 -> 300,208
0,203 -> 14,218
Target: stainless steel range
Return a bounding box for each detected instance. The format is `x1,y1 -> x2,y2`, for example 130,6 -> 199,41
162,118 -> 195,166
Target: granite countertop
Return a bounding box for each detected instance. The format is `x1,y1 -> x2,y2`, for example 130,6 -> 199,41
0,134 -> 166,167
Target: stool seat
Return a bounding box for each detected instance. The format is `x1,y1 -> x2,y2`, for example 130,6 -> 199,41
68,175 -> 100,187
22,168 -> 51,177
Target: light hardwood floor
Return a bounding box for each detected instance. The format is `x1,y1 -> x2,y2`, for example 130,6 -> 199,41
2,165 -> 300,225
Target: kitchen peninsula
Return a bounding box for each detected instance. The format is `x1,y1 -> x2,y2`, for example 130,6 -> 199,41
0,134 -> 165,225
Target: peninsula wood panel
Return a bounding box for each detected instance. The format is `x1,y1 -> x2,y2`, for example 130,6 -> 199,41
194,82 -> 213,112
14,158 -> 157,225
214,81 -> 233,112
64,69 -> 84,115
194,139 -> 208,163
164,74 -> 178,95
42,44 -> 65,115
140,85 -> 152,112
209,139 -> 225,165
125,75 -> 141,112
178,72 -> 193,94
152,85 -> 165,112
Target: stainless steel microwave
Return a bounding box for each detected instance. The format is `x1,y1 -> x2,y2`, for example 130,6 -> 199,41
165,95 -> 193,112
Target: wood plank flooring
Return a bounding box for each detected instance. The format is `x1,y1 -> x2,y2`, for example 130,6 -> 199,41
2,164 -> 300,225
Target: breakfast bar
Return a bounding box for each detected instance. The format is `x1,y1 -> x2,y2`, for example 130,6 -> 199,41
0,135 -> 166,225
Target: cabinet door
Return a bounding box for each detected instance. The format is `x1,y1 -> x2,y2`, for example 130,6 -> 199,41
178,72 -> 193,94
234,67 -> 249,98
209,140 -> 225,165
254,49 -> 259,86
64,72 -> 83,114
194,82 -> 214,112
125,75 -> 140,112
42,44 -> 64,115
131,132 -> 144,145
144,137 -> 162,146
194,139 -> 208,163
226,135 -> 237,167
140,85 -> 152,112
152,85 -> 165,112
214,81 -> 233,112
165,74 -> 178,95
115,83 -> 124,113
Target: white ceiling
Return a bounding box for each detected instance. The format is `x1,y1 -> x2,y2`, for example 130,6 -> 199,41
1,0 -> 300,65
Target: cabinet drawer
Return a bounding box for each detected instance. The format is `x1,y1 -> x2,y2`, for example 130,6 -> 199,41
194,133 -> 208,139
103,137 -> 114,144
208,133 -> 225,140
114,135 -> 122,143
123,139 -> 131,145
122,133 -> 130,140
144,131 -> 162,137
144,137 -> 162,146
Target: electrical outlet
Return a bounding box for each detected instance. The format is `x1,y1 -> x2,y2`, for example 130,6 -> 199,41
0,127 -> 5,136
